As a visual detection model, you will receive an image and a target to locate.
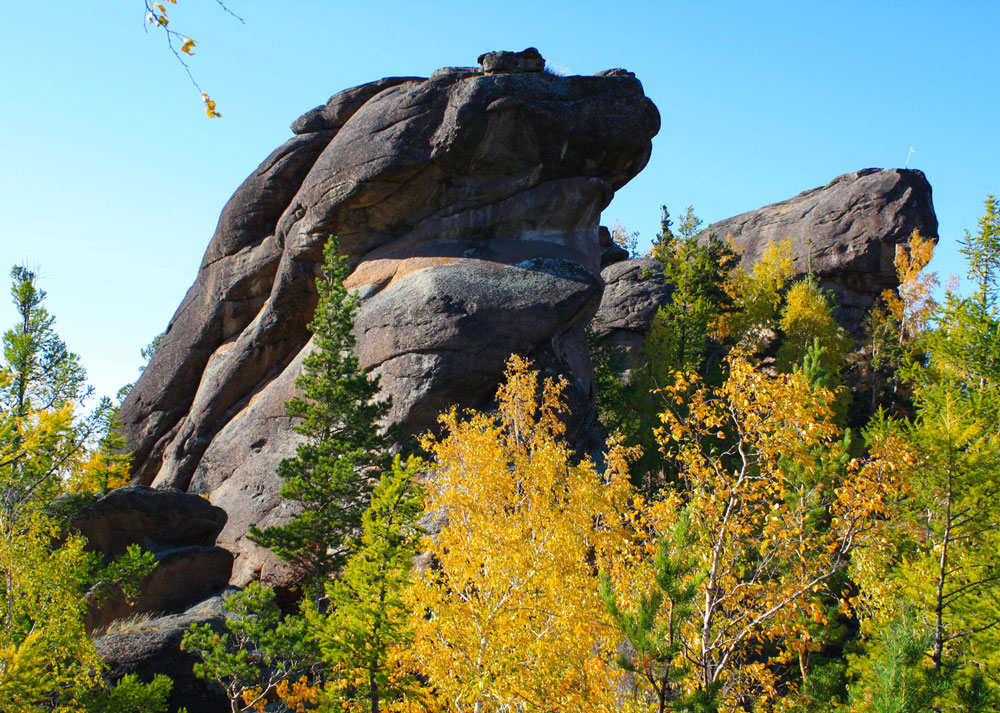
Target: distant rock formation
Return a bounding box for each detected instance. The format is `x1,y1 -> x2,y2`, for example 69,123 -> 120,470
593,168 -> 939,345
707,168 -> 938,333
118,49 -> 660,591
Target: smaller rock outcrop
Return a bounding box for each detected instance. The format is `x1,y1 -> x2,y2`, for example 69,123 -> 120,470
592,169 -> 939,359
70,486 -> 232,633
591,258 -> 671,365
477,47 -> 546,74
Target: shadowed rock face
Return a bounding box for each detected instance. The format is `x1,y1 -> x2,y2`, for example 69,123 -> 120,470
69,486 -> 232,633
591,258 -> 671,366
118,50 -> 660,590
707,168 -> 938,332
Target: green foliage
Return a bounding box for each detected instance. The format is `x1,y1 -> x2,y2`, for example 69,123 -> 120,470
961,194 -> 1000,312
596,205 -> 738,493
847,198 -> 1000,712
649,205 -> 738,375
183,582 -> 315,713
849,609 -> 938,713
586,327 -> 637,440
249,236 -> 393,595
76,673 -> 173,713
0,265 -> 167,711
599,512 -> 709,713
715,239 -> 795,354
2,266 -> 90,417
309,455 -> 425,713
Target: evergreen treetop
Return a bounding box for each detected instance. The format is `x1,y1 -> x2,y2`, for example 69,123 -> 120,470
249,236 -> 393,595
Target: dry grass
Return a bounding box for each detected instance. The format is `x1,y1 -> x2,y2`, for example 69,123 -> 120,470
90,610 -> 163,637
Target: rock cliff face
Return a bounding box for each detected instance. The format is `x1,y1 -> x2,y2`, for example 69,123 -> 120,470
117,50 -> 938,605
118,49 -> 660,590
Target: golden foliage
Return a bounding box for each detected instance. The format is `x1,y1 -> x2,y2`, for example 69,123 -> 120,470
776,280 -> 851,373
639,356 -> 908,709
407,356 -> 639,713
716,239 -> 795,352
882,229 -> 938,342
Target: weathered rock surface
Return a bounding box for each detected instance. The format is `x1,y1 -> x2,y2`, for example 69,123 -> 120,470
95,593 -> 232,713
118,49 -> 660,591
71,486 -> 232,633
591,258 -> 671,364
706,168 -> 938,332
71,486 -> 227,558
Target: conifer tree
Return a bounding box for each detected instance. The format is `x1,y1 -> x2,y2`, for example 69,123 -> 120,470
309,455 -> 425,713
848,198 -> 1000,711
0,266 -> 167,712
648,205 -> 738,376
599,512 -> 711,713
249,236 -> 392,594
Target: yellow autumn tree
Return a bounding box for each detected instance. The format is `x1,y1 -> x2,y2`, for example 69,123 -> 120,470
776,279 -> 851,375
715,239 -> 795,354
406,356 -> 639,713
882,229 -> 938,343
609,355 -> 911,711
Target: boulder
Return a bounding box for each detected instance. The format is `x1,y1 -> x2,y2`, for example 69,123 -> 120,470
86,545 -> 234,634
94,594 -> 232,713
69,487 -> 233,632
591,170 -> 938,370
477,47 -> 546,74
598,225 -> 630,266
706,168 -> 938,332
591,258 -> 671,366
71,486 -> 227,559
118,49 -> 660,591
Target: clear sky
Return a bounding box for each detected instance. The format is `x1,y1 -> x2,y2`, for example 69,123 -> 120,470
1,1 -> 997,401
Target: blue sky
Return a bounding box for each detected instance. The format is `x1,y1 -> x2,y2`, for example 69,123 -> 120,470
1,1 -> 997,400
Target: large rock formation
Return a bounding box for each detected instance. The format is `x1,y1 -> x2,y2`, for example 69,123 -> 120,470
706,168 -> 938,332
119,49 -> 660,590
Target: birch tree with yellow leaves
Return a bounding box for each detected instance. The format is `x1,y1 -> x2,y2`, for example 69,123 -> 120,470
601,355 -> 910,711
406,356 -> 639,713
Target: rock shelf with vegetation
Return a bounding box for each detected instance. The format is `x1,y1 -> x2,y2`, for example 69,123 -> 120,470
3,48 -> 1000,713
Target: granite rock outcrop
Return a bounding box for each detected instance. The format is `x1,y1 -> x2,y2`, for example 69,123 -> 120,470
118,49 -> 660,591
593,168 -> 939,346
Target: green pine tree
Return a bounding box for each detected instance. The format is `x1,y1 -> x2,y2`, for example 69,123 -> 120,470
0,266 -> 166,712
849,609 -> 938,713
182,582 -> 315,713
308,455 -> 425,713
599,511 -> 714,713
249,236 -> 393,595
649,204 -> 738,376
